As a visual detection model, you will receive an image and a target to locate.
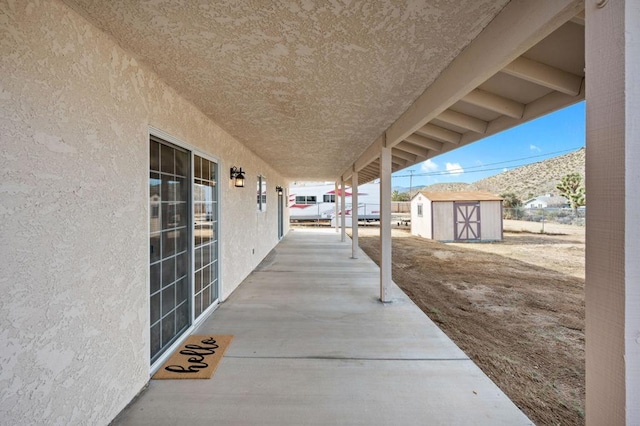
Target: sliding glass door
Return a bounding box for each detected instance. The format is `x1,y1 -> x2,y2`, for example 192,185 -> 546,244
149,137 -> 219,363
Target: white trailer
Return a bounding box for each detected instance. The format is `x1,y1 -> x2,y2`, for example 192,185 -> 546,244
289,182 -> 380,223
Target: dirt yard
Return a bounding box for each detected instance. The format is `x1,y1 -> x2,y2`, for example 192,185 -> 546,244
353,225 -> 585,426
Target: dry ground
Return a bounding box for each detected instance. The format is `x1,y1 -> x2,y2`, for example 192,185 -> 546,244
353,226 -> 585,426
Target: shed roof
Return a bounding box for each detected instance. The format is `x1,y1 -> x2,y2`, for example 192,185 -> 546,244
414,191 -> 503,202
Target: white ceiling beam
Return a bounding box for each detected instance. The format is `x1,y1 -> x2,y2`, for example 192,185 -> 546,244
384,0 -> 582,148
415,123 -> 461,144
405,134 -> 444,151
462,89 -> 525,119
459,83 -> 584,146
569,10 -> 585,26
357,81 -> 585,183
361,173 -> 377,182
391,148 -> 418,162
359,172 -> 377,184
501,56 -> 583,96
436,110 -> 488,134
366,161 -> 380,174
351,86 -> 585,185
341,134 -> 384,181
354,135 -> 383,173
396,141 -> 431,158
363,167 -> 378,177
362,164 -> 378,175
382,85 -> 584,180
391,156 -> 407,167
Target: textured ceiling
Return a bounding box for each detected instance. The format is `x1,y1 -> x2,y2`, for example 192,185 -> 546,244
64,0 -> 510,180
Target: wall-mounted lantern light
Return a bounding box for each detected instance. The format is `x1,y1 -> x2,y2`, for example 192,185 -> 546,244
275,185 -> 283,195
230,166 -> 245,188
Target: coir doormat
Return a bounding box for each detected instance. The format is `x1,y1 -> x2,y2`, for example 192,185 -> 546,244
153,335 -> 234,380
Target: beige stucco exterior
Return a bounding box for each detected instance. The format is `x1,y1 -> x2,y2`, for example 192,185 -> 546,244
2,0 -> 639,424
0,1 -> 288,424
60,0 -> 510,181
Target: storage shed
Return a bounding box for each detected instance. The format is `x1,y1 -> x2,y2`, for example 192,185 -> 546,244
411,191 -> 503,242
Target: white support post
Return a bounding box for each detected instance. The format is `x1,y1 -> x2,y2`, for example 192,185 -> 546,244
380,140 -> 392,303
585,1 -> 640,424
340,178 -> 346,242
351,169 -> 359,259
334,181 -> 339,233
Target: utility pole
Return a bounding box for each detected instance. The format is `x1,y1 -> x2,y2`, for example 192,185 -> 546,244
409,169 -> 414,198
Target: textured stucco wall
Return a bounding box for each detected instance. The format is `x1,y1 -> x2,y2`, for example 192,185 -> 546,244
61,0 -> 509,180
0,1 -> 287,424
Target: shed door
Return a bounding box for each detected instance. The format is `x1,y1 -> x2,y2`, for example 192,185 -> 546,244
454,202 -> 481,241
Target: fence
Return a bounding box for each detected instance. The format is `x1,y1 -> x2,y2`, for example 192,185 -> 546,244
392,201 -> 411,213
503,207 -> 586,228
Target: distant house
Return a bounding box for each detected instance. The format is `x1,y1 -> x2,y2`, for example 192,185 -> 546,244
523,194 -> 569,209
411,191 -> 503,242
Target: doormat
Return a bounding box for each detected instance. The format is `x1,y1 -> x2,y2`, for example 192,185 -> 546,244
153,335 -> 234,380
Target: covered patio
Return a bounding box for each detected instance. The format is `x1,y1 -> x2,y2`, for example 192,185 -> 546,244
2,0 -> 639,424
115,229 -> 530,425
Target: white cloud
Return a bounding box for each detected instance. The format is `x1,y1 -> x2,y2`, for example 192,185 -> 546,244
530,144 -> 541,152
445,162 -> 464,176
421,159 -> 438,172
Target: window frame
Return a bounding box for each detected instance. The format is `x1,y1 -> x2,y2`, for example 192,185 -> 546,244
295,195 -> 317,205
148,126 -> 222,375
257,175 -> 267,211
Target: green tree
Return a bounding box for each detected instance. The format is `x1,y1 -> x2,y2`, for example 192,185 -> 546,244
500,192 -> 522,208
556,173 -> 586,214
500,192 -> 522,219
392,190 -> 410,201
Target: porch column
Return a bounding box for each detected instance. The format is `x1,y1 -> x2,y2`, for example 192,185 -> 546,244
335,181 -> 339,233
351,168 -> 359,259
380,140 -> 392,302
340,177 -> 346,242
585,1 -> 640,424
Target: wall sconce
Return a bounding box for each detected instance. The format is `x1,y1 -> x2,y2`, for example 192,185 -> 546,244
230,166 -> 245,188
275,185 -> 283,195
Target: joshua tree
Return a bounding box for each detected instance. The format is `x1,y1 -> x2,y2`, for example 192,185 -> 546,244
556,173 -> 586,214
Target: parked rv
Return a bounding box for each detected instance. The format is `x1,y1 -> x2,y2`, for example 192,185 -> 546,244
289,182 -> 380,223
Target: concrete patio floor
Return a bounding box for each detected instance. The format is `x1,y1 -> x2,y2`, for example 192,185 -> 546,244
115,228 -> 532,425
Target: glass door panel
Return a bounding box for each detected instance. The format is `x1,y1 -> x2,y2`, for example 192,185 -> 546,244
149,137 -> 191,362
193,155 -> 219,319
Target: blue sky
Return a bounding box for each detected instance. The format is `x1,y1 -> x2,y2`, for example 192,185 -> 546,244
391,101 -> 586,190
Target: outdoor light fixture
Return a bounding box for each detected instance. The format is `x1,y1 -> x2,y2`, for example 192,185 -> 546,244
230,166 -> 245,188
275,185 -> 283,195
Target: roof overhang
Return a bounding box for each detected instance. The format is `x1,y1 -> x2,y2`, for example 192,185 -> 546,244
62,0 -> 584,182
343,1 -> 585,184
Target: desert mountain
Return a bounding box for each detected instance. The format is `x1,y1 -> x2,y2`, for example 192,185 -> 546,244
420,148 -> 585,201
